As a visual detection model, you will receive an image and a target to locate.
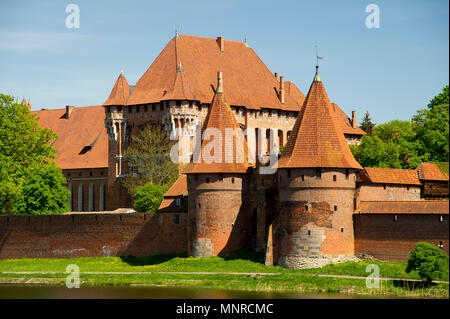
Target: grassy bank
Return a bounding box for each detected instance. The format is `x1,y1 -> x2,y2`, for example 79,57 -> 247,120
0,252 -> 448,298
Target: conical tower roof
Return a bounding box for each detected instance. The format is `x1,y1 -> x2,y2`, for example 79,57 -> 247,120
278,67 -> 362,170
183,72 -> 249,174
103,71 -> 130,106
163,61 -> 197,100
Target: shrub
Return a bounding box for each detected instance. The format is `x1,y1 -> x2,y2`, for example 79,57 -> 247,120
405,242 -> 449,283
133,183 -> 168,213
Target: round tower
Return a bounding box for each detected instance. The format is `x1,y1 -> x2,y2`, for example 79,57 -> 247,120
183,72 -> 251,257
276,66 -> 362,268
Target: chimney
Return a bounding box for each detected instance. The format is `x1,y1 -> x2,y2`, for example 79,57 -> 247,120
65,105 -> 74,119
351,111 -> 357,128
279,76 -> 285,104
216,36 -> 224,53
274,72 -> 279,80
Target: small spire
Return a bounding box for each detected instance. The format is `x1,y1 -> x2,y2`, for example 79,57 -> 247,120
216,71 -> 223,93
177,61 -> 183,72
244,37 -> 248,47
175,28 -> 180,39
119,69 -> 125,78
314,65 -> 321,82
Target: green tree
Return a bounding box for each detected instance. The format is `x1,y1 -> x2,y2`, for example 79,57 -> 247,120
359,111 -> 376,136
406,242 -> 449,284
123,125 -> 179,196
0,94 -> 70,215
133,183 -> 168,213
351,120 -> 423,169
413,85 -> 449,162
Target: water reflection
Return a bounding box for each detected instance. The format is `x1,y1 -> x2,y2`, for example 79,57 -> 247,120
0,285 -> 393,299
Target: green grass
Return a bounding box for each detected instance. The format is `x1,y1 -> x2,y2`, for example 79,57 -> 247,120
0,251 -> 441,280
0,251 -> 448,298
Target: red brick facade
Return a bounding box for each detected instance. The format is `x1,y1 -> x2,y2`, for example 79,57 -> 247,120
354,213 -> 449,261
0,213 -> 186,259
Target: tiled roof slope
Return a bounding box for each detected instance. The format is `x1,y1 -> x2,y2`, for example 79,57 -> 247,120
158,175 -> 187,211
361,167 -> 422,185
183,72 -> 249,174
125,34 -> 302,111
355,200 -> 449,215
331,103 -> 366,136
165,175 -> 188,197
278,68 -> 362,170
103,72 -> 130,106
32,106 -> 108,169
417,163 -> 448,181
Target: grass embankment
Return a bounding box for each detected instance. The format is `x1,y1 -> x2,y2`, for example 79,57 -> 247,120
0,251 -> 448,298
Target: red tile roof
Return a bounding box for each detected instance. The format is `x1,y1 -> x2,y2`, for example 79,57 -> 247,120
32,106 -> 108,170
355,200 -> 449,215
125,34 -> 303,111
278,68 -> 362,170
183,73 -> 249,174
164,175 -> 187,197
103,72 -> 130,106
417,163 -> 448,181
361,167 -> 421,185
158,175 -> 188,211
331,103 -> 366,136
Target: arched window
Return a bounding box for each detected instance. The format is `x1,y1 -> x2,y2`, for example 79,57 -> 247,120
278,130 -> 284,147
77,183 -> 84,212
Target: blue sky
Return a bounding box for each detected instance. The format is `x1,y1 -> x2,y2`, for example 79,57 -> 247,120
0,0 -> 448,124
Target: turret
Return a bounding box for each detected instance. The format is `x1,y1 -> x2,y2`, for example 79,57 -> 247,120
183,71 -> 251,257
102,70 -> 131,209
276,66 -> 362,268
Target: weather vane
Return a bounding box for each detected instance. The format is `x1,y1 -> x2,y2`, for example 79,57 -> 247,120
315,45 -> 324,67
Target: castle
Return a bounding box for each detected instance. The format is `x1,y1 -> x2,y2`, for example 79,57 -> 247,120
16,33 -> 447,266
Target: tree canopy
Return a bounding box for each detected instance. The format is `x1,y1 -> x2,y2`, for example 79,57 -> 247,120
0,94 -> 70,214
359,111 -> 376,136
351,85 -> 449,169
123,125 -> 179,196
406,242 -> 449,283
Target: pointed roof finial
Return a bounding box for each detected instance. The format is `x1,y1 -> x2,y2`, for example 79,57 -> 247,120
119,69 -> 125,78
244,37 -> 248,47
314,45 -> 323,82
175,28 -> 180,39
216,71 -> 223,93
177,61 -> 183,72
314,65 -> 321,82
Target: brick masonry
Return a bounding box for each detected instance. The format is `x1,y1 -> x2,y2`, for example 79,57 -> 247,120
354,213 -> 449,261
0,213 -> 187,259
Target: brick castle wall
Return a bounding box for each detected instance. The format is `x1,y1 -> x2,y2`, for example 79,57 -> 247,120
357,183 -> 421,202
354,213 -> 449,261
0,213 -> 187,259
187,173 -> 254,257
277,168 -> 358,268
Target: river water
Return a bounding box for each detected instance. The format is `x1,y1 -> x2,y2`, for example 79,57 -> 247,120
0,285 -> 404,299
